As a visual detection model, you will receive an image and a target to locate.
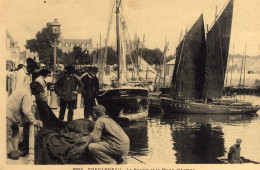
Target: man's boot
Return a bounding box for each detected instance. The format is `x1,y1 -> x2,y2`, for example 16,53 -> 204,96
8,151 -> 19,160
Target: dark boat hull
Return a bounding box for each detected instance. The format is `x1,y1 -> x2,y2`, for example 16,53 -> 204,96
97,87 -> 149,123
161,97 -> 260,115
148,93 -> 162,113
224,86 -> 255,95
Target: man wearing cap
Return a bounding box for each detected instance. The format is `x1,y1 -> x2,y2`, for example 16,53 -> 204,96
81,67 -> 99,119
88,105 -> 130,164
14,59 -> 39,155
15,58 -> 39,91
55,66 -> 83,122
6,81 -> 43,160
228,138 -> 243,163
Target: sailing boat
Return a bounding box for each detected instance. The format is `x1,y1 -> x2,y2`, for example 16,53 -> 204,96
226,44 -> 254,95
97,0 -> 149,123
161,0 -> 260,114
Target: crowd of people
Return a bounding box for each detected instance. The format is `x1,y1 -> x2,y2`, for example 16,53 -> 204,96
6,59 -> 130,164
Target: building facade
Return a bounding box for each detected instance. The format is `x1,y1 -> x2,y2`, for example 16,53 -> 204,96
165,58 -> 175,76
60,38 -> 93,53
6,30 -> 20,70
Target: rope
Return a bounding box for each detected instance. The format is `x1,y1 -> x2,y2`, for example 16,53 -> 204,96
101,0 -> 115,85
129,155 -> 145,164
120,5 -> 139,79
177,37 -> 186,98
208,0 -> 230,31
98,89 -> 108,96
128,151 -> 146,164
217,20 -> 225,86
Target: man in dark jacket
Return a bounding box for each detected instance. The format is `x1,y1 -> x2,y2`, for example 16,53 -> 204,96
228,138 -> 243,163
81,67 -> 99,119
88,105 -> 130,164
55,66 -> 83,122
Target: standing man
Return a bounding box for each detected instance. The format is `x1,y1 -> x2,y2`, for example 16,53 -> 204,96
54,66 -> 83,122
10,64 -> 25,93
15,58 -> 39,91
228,138 -> 243,164
88,105 -> 130,164
81,67 -> 99,119
6,81 -> 43,160
15,59 -> 39,155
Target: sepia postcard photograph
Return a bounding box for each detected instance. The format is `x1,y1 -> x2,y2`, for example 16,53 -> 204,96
0,0 -> 260,170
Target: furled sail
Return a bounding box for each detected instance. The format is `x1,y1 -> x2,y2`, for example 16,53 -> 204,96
203,0 -> 234,99
119,19 -> 128,84
170,15 -> 207,100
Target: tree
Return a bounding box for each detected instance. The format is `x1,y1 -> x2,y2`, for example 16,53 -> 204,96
129,48 -> 164,66
58,46 -> 92,66
25,22 -> 62,69
90,47 -> 117,65
166,54 -> 175,63
60,52 -> 75,66
73,46 -> 89,64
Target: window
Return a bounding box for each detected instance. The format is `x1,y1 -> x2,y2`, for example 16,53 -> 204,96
81,43 -> 84,47
11,52 -> 16,58
65,43 -> 69,47
71,44 -> 74,47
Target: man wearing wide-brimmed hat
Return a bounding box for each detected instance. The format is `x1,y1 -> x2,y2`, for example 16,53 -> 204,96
54,65 -> 83,122
228,138 -> 243,163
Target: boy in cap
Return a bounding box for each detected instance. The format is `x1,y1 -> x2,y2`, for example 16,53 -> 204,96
228,138 -> 243,163
88,105 -> 130,164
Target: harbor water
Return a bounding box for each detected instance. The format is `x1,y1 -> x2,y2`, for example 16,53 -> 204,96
124,95 -> 260,164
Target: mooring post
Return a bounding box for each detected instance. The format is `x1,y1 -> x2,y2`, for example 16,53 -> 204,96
28,124 -> 35,165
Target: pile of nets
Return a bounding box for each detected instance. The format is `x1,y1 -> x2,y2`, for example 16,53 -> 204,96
34,100 -> 96,164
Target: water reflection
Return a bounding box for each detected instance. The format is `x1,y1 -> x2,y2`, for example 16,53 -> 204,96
123,122 -> 148,156
160,113 -> 255,163
123,95 -> 260,164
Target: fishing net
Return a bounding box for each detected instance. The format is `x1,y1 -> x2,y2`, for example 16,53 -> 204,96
34,99 -> 96,164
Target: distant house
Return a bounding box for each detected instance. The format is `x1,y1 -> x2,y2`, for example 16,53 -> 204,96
165,58 -> 175,76
6,30 -> 20,70
60,38 -> 93,53
111,39 -> 145,55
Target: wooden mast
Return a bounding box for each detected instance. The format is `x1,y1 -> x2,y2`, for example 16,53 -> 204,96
243,42 -> 247,86
238,51 -> 244,86
230,45 -> 234,86
163,39 -> 169,87
116,0 -> 121,80
100,0 -> 115,87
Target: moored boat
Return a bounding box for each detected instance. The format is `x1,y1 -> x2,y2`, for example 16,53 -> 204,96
161,0 -> 260,115
97,0 -> 148,123
161,97 -> 259,114
98,86 -> 148,122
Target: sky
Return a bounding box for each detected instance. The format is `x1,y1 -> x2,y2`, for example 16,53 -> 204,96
1,0 -> 260,56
